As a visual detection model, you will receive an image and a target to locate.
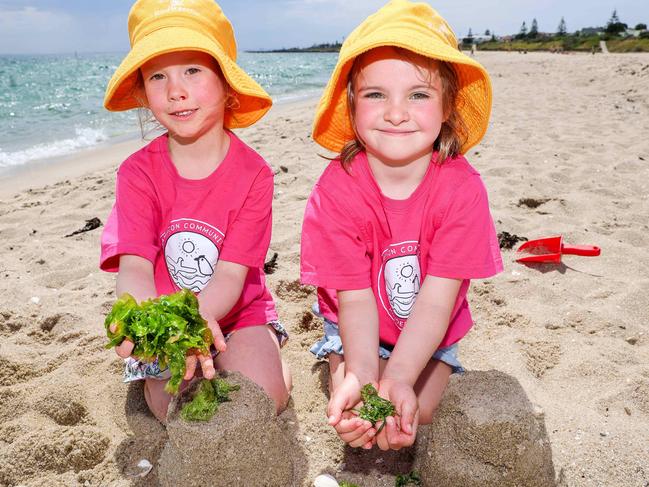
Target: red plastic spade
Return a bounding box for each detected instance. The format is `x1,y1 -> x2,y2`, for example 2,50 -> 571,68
515,235 -> 600,264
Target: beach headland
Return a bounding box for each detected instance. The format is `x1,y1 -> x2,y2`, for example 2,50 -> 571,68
0,52 -> 648,486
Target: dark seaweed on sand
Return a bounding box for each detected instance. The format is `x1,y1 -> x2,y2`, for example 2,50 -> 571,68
65,217 -> 102,237
497,231 -> 528,250
395,470 -> 422,486
264,252 -> 279,274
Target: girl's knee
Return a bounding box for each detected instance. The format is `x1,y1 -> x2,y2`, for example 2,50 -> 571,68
266,358 -> 292,414
282,357 -> 293,394
270,384 -> 291,415
418,405 -> 439,425
143,379 -> 172,423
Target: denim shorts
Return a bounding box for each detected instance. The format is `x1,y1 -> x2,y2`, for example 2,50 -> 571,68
309,304 -> 464,374
123,321 -> 289,382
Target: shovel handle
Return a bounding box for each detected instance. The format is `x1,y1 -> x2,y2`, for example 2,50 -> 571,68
562,245 -> 601,256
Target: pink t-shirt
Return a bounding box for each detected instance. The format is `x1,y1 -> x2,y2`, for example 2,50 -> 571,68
301,152 -> 503,348
100,131 -> 278,333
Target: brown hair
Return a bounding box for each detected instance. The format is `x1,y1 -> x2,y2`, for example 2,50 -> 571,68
339,47 -> 468,170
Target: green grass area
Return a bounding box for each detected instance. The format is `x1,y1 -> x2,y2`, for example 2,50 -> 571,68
473,36 -> 649,53
607,37 -> 649,52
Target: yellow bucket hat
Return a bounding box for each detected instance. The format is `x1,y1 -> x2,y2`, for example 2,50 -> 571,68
312,0 -> 492,154
104,0 -> 271,128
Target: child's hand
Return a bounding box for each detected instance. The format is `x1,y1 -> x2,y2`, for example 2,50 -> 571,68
183,350 -> 215,381
332,407 -> 376,449
198,304 -> 228,353
183,316 -> 226,381
180,298 -> 229,382
110,323 -> 135,358
327,374 -> 376,449
375,378 -> 419,450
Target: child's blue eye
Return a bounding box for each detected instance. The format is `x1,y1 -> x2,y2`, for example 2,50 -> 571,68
149,73 -> 165,81
410,92 -> 430,100
364,92 -> 384,99
186,67 -> 201,75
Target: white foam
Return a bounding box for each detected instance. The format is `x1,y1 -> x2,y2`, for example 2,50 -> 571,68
0,127 -> 109,168
273,88 -> 322,104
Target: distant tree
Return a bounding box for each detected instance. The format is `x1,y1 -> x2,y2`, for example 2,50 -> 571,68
529,18 -> 539,38
557,17 -> 567,36
634,23 -> 647,30
606,9 -> 627,34
462,28 -> 474,46
491,33 -> 497,42
516,21 -> 528,39
485,29 -> 491,36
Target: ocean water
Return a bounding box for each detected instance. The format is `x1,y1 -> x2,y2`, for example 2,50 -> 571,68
0,52 -> 337,169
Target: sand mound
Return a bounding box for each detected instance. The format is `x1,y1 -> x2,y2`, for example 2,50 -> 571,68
159,371 -> 294,487
0,427 -> 109,485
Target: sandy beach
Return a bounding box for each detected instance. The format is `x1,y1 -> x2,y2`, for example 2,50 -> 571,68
0,51 -> 648,486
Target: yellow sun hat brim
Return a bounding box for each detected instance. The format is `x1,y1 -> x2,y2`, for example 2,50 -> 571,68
104,0 -> 271,129
312,0 -> 492,154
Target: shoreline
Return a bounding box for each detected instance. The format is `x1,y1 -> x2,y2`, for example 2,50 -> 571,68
3,49 -> 646,200
0,95 -> 320,200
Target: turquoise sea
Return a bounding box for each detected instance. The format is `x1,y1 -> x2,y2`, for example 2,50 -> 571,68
0,52 -> 337,170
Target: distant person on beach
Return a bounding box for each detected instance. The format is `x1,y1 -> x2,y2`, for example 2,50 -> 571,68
301,0 -> 503,450
99,0 -> 291,423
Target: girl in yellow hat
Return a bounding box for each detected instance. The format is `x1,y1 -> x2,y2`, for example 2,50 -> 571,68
301,0 -> 503,450
99,0 -> 291,422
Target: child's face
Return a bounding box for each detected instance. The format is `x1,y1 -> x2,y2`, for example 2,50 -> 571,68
352,47 -> 445,167
141,51 -> 227,142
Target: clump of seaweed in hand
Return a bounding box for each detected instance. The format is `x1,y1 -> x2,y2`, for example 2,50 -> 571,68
180,378 -> 240,422
104,288 -> 213,394
357,384 -> 396,432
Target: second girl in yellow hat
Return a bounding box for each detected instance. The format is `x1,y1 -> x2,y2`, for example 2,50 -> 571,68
301,0 -> 503,450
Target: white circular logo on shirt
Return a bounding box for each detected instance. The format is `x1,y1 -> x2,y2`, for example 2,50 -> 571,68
378,241 -> 422,327
384,254 -> 421,319
164,231 -> 219,292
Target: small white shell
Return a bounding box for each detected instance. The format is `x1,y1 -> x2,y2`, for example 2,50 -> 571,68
135,459 -> 153,477
313,473 -> 340,487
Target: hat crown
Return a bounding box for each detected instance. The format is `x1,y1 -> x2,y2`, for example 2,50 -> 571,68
128,0 -> 237,60
343,0 -> 457,56
311,0 -> 491,156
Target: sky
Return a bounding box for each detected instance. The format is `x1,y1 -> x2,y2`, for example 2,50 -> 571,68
0,0 -> 647,55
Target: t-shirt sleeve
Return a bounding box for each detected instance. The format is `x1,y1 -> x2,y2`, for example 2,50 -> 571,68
99,163 -> 160,272
426,174 -> 503,279
219,168 -> 273,268
300,183 -> 371,290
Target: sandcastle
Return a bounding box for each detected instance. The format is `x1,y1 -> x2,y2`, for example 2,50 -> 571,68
414,370 -> 556,487
158,370 -> 294,487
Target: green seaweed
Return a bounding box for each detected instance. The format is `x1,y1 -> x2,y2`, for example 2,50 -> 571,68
104,289 -> 213,394
180,378 -> 240,422
339,482 -> 359,487
357,384 -> 396,432
395,471 -> 422,486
